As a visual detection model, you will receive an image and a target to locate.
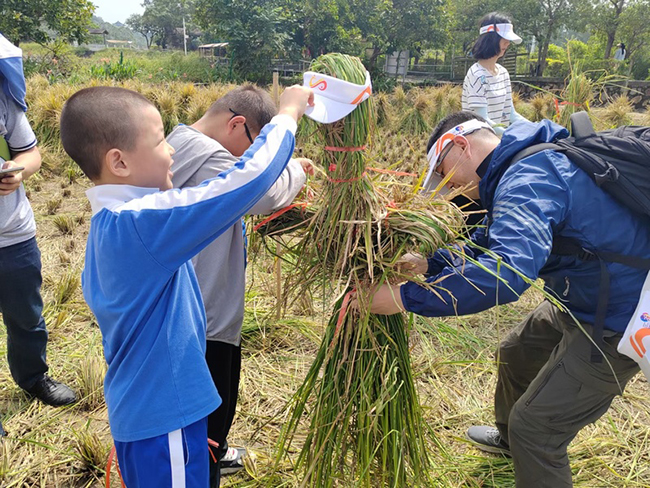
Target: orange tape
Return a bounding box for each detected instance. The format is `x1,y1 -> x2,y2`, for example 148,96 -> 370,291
253,203 -> 308,232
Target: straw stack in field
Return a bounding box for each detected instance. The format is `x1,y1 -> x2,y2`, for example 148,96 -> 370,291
266,53 -> 463,487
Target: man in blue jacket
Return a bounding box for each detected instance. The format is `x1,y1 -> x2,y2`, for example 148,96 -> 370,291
369,111 -> 644,487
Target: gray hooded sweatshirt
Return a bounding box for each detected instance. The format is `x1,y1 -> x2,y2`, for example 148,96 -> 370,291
168,124 -> 305,345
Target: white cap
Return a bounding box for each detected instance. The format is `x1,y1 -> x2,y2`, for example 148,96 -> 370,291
479,23 -> 522,44
422,119 -> 495,193
303,70 -> 372,124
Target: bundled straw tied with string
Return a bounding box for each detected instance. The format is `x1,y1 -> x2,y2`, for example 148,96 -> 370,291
258,53 -> 464,487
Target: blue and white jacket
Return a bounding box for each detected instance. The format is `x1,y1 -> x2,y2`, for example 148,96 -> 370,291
83,114 -> 296,442
401,119 -> 650,333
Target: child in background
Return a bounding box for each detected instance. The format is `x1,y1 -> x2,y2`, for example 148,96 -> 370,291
59,85 -> 312,487
461,12 -> 528,136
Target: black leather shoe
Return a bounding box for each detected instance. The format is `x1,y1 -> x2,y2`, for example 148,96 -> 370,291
24,375 -> 77,407
466,425 -> 511,456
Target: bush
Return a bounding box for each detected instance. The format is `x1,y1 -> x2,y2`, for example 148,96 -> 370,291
90,51 -> 138,80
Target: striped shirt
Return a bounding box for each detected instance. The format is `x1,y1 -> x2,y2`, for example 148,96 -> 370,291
462,62 -> 512,125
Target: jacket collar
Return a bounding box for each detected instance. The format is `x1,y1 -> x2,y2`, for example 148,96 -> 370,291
86,184 -> 159,216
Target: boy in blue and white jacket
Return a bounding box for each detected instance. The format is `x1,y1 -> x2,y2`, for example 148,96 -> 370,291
59,85 -> 313,488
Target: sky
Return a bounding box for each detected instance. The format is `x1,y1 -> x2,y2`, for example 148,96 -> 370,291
92,0 -> 144,24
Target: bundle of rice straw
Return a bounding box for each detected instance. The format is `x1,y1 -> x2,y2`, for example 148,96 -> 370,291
266,53 -> 464,487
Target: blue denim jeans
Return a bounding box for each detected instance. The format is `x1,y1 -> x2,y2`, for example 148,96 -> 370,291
0,237 -> 48,390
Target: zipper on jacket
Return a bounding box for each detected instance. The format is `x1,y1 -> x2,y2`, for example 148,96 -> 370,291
562,277 -> 570,297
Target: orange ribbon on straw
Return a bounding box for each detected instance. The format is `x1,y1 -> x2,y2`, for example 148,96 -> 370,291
253,203 -> 309,232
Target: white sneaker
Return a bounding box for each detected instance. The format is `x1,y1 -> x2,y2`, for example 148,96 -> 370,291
220,446 -> 246,475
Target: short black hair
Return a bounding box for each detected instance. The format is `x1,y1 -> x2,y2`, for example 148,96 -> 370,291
471,12 -> 513,60
426,111 -> 490,154
60,86 -> 155,181
205,84 -> 276,133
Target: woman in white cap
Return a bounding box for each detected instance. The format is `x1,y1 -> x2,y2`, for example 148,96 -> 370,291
462,13 -> 528,136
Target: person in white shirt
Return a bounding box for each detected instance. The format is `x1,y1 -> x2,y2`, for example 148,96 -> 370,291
462,13 -> 528,136
613,42 -> 626,61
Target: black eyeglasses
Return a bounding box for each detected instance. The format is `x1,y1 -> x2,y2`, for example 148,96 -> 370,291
435,142 -> 454,177
229,109 -> 255,145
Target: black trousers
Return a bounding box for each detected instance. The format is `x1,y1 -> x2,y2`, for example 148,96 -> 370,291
206,340 -> 242,488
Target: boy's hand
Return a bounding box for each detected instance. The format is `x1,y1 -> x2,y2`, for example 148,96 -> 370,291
0,161 -> 24,196
295,157 -> 314,176
279,86 -> 314,122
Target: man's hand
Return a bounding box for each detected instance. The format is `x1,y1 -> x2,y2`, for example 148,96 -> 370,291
395,253 -> 428,279
369,284 -> 405,315
278,85 -> 315,122
0,161 -> 24,196
295,157 -> 314,176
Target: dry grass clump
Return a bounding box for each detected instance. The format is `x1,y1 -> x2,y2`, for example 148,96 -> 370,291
529,93 -> 557,122
70,425 -> 112,484
374,92 -> 392,128
399,92 -> 431,135
76,353 -> 107,410
600,95 -> 633,128
427,84 -> 462,127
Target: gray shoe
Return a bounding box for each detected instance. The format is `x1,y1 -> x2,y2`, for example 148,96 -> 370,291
220,446 -> 246,475
466,426 -> 511,456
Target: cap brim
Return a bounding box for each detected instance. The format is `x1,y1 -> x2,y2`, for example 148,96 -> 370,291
304,94 -> 356,124
422,172 -> 450,196
502,31 -> 522,44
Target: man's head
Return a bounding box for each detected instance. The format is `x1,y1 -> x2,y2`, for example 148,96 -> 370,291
424,111 -> 500,198
60,86 -> 175,190
193,85 -> 277,157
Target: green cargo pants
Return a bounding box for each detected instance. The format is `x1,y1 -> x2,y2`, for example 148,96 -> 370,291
495,300 -> 640,488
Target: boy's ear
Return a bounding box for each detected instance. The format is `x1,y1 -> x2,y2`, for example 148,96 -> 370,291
104,148 -> 130,178
226,114 -> 246,135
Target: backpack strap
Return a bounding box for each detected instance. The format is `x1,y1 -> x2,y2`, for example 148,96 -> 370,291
552,236 -> 650,362
569,111 -> 596,140
509,143 -> 563,167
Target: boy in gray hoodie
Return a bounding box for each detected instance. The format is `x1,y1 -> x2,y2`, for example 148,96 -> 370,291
168,85 -> 311,487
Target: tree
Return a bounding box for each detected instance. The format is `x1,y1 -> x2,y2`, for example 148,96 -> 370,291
126,13 -> 158,49
127,0 -> 196,50
0,0 -> 95,46
194,0 -> 293,79
617,1 -> 650,75
504,0 -> 578,76
588,0 -> 629,59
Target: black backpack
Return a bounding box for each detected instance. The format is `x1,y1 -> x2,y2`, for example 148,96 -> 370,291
510,112 -> 650,362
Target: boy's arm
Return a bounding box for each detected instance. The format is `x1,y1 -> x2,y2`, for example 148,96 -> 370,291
121,114 -> 297,271
248,157 -> 307,215
121,86 -> 313,271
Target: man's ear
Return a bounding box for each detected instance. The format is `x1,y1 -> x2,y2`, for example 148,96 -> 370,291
104,148 -> 130,178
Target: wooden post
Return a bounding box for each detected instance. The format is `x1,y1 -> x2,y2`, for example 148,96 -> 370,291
272,71 -> 280,106
271,70 -> 283,319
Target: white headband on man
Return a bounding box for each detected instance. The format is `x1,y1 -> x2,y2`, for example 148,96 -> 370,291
422,119 -> 495,192
303,70 -> 372,124
479,23 -> 522,44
